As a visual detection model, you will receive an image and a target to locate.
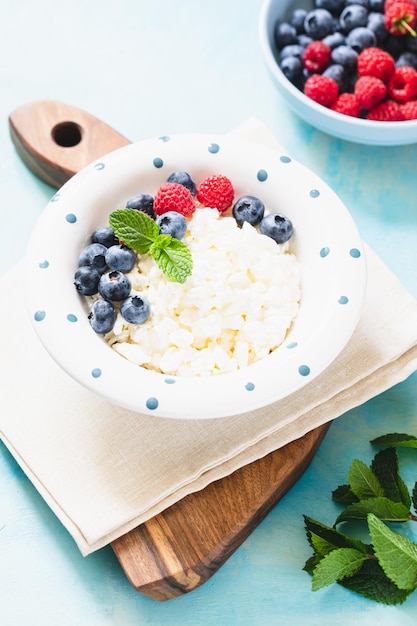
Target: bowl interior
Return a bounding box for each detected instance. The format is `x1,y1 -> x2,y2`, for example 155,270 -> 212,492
259,0 -> 417,145
25,133 -> 367,419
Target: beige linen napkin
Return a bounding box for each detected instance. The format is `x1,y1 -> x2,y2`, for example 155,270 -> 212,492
2,120 -> 417,556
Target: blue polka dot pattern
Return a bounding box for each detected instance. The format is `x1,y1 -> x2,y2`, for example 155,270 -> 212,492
159,135 -> 170,142
34,310 -> 46,322
50,193 -> 60,202
320,247 -> 330,258
287,341 -> 298,349
245,382 -> 255,391
310,189 -> 320,198
39,260 -> 49,268
164,378 -> 175,385
350,248 -> 361,258
208,143 -> 220,153
66,213 -> 77,223
94,163 -> 105,171
67,314 -> 78,322
146,397 -> 159,410
298,364 -> 310,376
257,169 -> 268,182
153,157 -> 163,168
280,155 -> 291,163
91,368 -> 102,378
339,296 -> 349,304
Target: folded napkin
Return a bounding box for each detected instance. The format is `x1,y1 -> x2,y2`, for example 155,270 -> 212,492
2,120 -> 417,556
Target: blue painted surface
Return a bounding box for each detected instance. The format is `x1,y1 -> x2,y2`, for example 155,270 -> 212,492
1,0 -> 417,624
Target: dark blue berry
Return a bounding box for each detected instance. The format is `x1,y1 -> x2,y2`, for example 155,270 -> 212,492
368,0 -> 384,10
339,5 -> 368,33
396,52 -> 417,69
331,44 -> 358,69
274,22 -> 298,49
120,296 -> 151,324
88,299 -> 116,334
78,243 -> 108,274
232,196 -> 265,227
297,34 -> 314,47
290,9 -> 308,34
279,44 -> 304,62
98,271 -> 131,302
322,31 -> 346,49
126,193 -> 156,219
304,9 -> 335,39
156,211 -> 187,240
279,55 -> 304,85
344,0 -> 369,7
74,266 -> 101,296
385,35 -> 407,59
315,0 -> 345,14
166,171 -> 196,196
91,226 -> 119,248
346,26 -> 376,52
259,214 -> 293,244
105,244 -> 137,272
322,63 -> 347,90
367,12 -> 389,44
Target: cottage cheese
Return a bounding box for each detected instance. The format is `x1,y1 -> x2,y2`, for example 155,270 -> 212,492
105,207 -> 301,377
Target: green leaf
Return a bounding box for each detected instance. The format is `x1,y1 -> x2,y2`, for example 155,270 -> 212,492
368,513 -> 417,591
339,557 -> 412,605
371,447 -> 411,507
311,548 -> 366,591
109,209 -> 159,253
371,433 -> 417,449
150,237 -> 193,283
348,458 -> 384,500
304,516 -> 367,553
303,553 -> 322,574
335,497 -> 410,525
332,484 -> 359,504
413,482 -> 417,514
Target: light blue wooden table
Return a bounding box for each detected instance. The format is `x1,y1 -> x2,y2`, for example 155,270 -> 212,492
1,1 -> 417,624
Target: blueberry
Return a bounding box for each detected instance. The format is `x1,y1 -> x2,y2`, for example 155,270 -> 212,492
368,0 -> 384,11
105,244 -> 137,272
232,196 -> 265,227
297,34 -> 314,47
91,226 -> 119,248
126,193 -> 156,219
259,213 -> 294,244
98,271 -> 131,302
166,171 -> 196,196
78,243 -> 108,274
120,295 -> 151,324
314,0 -> 345,14
279,44 -> 304,62
156,211 -> 187,240
279,55 -> 304,85
274,22 -> 298,49
322,63 -> 347,90
88,299 -> 116,334
322,31 -> 346,49
339,5 -> 368,33
290,9 -> 308,34
367,12 -> 389,44
304,9 -> 335,39
385,35 -> 407,59
396,51 -> 417,69
74,266 -> 101,296
346,26 -> 376,52
331,44 -> 358,69
344,0 -> 369,7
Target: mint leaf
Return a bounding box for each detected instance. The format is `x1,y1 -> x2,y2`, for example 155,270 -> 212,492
304,516 -> 367,553
339,557 -> 412,605
371,447 -> 411,507
332,484 -> 359,504
413,482 -> 417,514
150,237 -> 193,284
311,548 -> 366,591
109,209 -> 159,253
371,433 -> 417,449
348,458 -> 385,500
335,497 -> 411,525
368,513 -> 417,591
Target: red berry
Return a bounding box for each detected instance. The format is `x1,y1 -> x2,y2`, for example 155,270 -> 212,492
384,0 -> 417,36
154,182 -> 195,217
357,48 -> 396,83
366,99 -> 405,121
304,74 -> 339,108
401,99 -> 417,119
387,65 -> 417,102
354,75 -> 387,110
196,175 -> 235,213
331,93 -> 361,118
302,41 -> 331,73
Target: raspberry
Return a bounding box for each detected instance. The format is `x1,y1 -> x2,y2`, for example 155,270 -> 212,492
304,74 -> 339,108
331,93 -> 361,118
384,0 -> 417,36
196,175 -> 234,213
153,182 -> 195,217
354,76 -> 387,110
302,41 -> 331,73
357,48 -> 396,82
388,65 -> 417,102
366,99 -> 405,121
401,99 -> 417,119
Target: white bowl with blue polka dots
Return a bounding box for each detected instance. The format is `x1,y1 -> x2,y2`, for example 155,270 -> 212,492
25,133 -> 367,419
259,0 -> 417,145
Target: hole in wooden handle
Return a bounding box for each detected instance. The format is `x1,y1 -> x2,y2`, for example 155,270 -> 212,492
52,121 -> 83,147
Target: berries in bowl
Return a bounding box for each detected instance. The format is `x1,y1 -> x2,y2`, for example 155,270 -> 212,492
25,134 -> 366,419
259,0 -> 417,144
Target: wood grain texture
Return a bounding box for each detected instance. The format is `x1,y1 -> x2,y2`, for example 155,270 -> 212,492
9,100 -> 330,601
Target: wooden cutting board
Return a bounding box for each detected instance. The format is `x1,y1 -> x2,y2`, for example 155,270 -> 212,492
9,100 -> 330,601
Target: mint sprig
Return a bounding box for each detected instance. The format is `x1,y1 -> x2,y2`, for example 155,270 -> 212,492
304,434 -> 417,605
108,209 -> 192,284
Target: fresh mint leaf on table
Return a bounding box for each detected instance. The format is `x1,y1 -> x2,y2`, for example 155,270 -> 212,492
109,208 -> 192,284
304,433 -> 417,605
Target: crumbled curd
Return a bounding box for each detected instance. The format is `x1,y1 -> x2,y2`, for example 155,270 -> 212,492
105,208 -> 301,377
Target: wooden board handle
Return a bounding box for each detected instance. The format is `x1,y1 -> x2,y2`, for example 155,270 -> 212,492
8,100 -> 130,188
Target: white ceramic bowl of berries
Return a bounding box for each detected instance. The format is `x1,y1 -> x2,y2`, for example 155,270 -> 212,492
25,133 -> 366,419
259,0 -> 417,144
